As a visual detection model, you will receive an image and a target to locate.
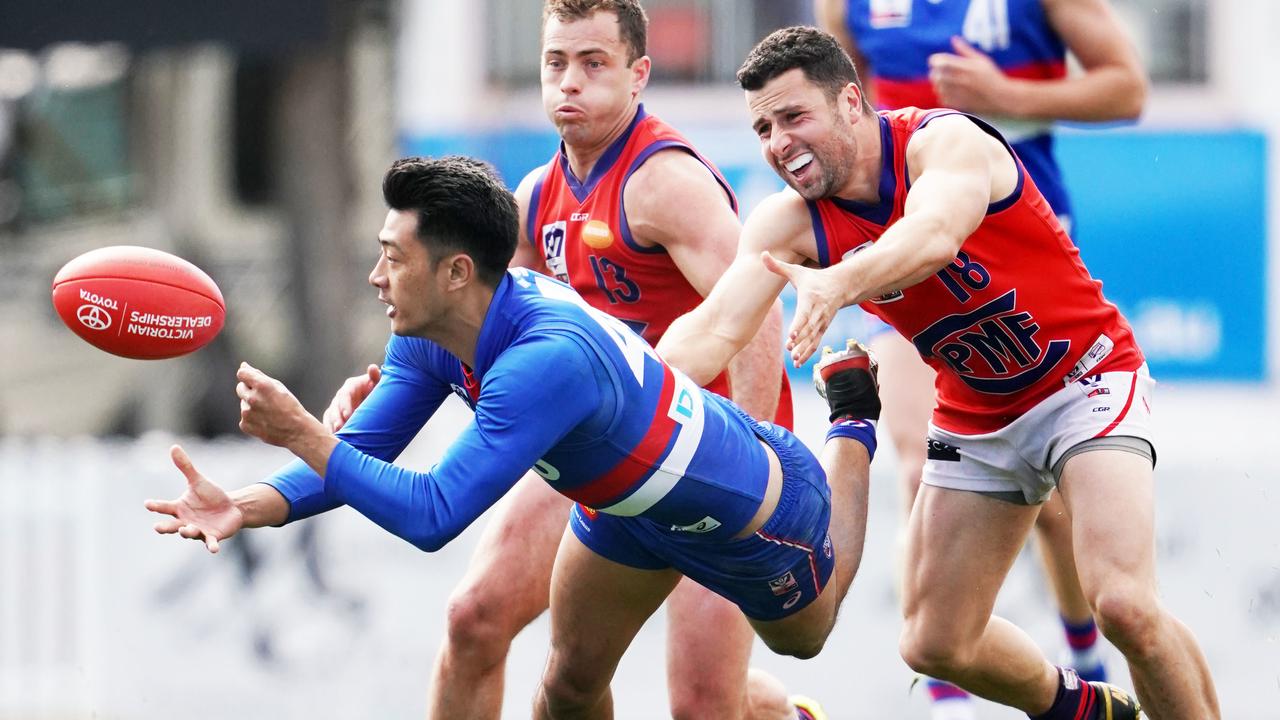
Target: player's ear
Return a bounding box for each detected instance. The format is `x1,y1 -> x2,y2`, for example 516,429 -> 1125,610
630,55 -> 651,96
842,82 -> 865,121
443,253 -> 476,289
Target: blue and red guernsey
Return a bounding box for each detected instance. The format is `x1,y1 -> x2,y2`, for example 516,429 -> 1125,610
807,109 -> 1142,434
844,0 -> 1072,217
264,269 -> 773,551
526,104 -> 793,428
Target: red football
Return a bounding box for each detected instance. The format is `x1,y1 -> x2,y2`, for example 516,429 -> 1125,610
51,245 -> 226,360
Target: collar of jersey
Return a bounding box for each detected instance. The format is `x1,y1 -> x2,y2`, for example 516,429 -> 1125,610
467,272 -> 519,382
557,104 -> 649,203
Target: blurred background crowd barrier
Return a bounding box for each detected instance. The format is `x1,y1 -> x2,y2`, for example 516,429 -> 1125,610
0,1 -> 1275,717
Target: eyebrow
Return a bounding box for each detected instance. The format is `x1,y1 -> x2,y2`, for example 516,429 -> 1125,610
543,46 -> 610,59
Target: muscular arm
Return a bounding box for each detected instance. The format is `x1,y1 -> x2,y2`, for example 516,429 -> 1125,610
816,116 -> 1009,305
769,116 -> 1024,363
624,149 -> 783,419
930,0 -> 1146,122
656,190 -> 813,386
511,164 -> 551,272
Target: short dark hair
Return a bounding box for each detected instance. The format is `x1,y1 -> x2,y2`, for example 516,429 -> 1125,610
737,26 -> 870,110
381,156 -> 519,287
543,0 -> 648,64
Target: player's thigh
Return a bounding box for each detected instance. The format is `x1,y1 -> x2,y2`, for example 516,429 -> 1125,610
745,571 -> 840,658
902,484 -> 1039,641
545,526 -> 681,692
666,576 -> 754,697
452,471 -> 571,623
1056,448 -> 1158,597
869,333 -> 936,501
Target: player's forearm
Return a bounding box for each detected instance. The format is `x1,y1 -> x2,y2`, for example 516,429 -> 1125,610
1000,68 -> 1145,122
835,214 -> 962,306
231,483 -> 291,528
725,300 -> 784,420
657,311 -> 749,387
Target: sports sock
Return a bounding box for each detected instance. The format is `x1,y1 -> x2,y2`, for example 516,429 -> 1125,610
1062,615 -> 1106,681
1030,667 -> 1096,720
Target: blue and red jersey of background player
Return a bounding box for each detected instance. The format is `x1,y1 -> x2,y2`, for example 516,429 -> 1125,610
264,269 -> 775,551
806,108 -> 1142,434
843,0 -> 1073,219
526,104 -> 794,428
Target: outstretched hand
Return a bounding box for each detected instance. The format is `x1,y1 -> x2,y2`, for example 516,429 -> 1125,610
761,251 -> 846,367
322,364 -> 382,432
144,445 -> 244,553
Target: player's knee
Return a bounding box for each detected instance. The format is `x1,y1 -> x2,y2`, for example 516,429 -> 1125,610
760,630 -> 827,660
1091,586 -> 1162,659
442,585 -> 523,662
898,620 -> 975,679
539,661 -> 607,714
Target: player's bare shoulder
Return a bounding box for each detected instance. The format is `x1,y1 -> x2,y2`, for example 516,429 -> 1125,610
741,188 -> 816,263
904,114 -> 1016,201
623,147 -> 738,249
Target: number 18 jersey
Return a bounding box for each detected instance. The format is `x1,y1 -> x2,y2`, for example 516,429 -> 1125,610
808,109 -> 1143,434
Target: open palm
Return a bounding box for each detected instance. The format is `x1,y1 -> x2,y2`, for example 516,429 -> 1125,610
144,445 -> 244,553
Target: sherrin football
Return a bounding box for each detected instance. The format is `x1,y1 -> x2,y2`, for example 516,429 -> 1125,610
51,245 -> 226,360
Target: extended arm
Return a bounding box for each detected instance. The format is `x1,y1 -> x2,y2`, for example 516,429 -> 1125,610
656,190 -> 813,385
624,149 -> 783,417
249,336 -> 598,552
928,0 -> 1146,122
768,115 -> 1013,363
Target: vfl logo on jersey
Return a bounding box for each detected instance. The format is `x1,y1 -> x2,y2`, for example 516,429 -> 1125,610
541,221 -> 570,282
670,516 -> 722,533
1063,334 -> 1115,385
842,243 -> 902,303
912,290 -> 1070,395
869,0 -> 911,28
769,571 -> 799,596
581,220 -> 614,249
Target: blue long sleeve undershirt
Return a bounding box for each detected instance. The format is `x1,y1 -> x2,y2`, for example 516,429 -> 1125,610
264,333 -> 602,551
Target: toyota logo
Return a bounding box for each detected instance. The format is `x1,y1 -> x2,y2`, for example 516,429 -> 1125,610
77,304 -> 112,331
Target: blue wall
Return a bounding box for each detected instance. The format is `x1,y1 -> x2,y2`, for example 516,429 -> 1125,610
403,127 -> 1269,381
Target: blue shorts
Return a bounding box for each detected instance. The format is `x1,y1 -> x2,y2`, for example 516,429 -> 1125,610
569,420 -> 834,621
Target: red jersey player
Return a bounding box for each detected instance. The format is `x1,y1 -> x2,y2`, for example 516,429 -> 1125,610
660,27 -> 1219,720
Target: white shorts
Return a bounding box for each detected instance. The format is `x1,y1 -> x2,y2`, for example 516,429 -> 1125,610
922,364 -> 1156,505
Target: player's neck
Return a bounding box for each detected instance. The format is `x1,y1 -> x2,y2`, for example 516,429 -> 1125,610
831,112 -> 884,203
422,284 -> 495,368
562,101 -> 640,181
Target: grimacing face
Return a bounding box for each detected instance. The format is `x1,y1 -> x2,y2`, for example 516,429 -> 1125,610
369,209 -> 439,337
747,68 -> 860,201
541,11 -> 648,149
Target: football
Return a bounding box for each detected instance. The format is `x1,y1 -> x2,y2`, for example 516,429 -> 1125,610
51,245 -> 226,360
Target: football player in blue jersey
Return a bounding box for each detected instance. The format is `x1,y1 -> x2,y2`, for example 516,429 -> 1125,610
145,156 -> 880,719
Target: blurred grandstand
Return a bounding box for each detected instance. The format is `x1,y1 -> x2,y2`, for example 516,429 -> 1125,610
0,1 -> 1275,717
